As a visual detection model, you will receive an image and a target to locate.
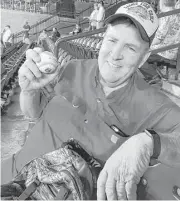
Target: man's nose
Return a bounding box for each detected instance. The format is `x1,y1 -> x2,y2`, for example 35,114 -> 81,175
111,44 -> 124,60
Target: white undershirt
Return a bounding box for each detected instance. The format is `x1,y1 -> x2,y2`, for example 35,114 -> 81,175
100,79 -> 129,96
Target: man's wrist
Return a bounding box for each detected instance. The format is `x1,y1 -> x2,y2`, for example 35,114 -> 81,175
21,89 -> 39,96
144,129 -> 161,159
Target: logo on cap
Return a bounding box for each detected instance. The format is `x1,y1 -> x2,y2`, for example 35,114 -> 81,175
124,2 -> 155,23
127,5 -> 151,21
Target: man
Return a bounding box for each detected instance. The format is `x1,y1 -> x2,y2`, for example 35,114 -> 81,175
37,29 -> 48,46
69,24 -> 82,35
50,27 -> 61,42
2,25 -> 12,49
2,2 -> 180,199
96,1 -> 105,29
22,21 -> 31,43
83,3 -> 99,31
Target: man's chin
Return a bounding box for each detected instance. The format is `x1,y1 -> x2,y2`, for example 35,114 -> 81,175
101,76 -> 125,87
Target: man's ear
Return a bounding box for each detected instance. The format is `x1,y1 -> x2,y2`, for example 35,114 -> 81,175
138,50 -> 151,68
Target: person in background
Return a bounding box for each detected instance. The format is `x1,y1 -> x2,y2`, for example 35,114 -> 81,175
2,25 -> 12,49
96,1 -> 105,29
23,21 -> 31,44
83,3 -> 99,31
37,29 -> 48,46
50,27 -> 61,42
69,24 -> 82,35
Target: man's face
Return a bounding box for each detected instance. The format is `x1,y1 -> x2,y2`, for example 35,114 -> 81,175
98,22 -> 149,87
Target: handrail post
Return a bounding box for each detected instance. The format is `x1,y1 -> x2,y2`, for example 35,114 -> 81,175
12,34 -> 14,45
35,2 -> 36,13
12,0 -> 14,10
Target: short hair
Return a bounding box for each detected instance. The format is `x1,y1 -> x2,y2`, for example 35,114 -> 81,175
107,17 -> 149,48
108,16 -> 136,28
6,25 -> 10,28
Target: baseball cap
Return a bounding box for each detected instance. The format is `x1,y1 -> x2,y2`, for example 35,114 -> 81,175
105,2 -> 159,45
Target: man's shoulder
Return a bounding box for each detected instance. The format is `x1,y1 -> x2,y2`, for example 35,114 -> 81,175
66,59 -> 97,71
55,59 -> 97,92
66,59 -> 97,68
62,59 -> 97,79
133,72 -> 173,106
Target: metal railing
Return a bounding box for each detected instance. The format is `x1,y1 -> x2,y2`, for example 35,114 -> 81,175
53,6 -> 180,54
5,0 -> 123,46
53,27 -> 180,59
11,12 -> 77,44
57,0 -> 128,35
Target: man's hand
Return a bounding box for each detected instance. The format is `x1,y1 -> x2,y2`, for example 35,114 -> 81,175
97,133 -> 154,200
18,48 -> 60,93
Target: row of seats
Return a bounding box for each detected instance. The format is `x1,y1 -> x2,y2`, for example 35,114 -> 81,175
1,73 -> 19,110
1,41 -> 24,64
70,36 -> 103,51
58,48 -> 75,67
56,33 -> 105,66
3,43 -> 28,70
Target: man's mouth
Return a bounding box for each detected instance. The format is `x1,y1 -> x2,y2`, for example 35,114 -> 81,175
107,61 -> 121,69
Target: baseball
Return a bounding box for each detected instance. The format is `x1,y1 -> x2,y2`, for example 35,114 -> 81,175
36,51 -> 58,74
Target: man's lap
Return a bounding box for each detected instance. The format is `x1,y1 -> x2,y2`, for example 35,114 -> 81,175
1,96 -> 126,184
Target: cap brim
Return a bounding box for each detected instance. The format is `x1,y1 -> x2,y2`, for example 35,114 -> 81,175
105,13 -> 150,43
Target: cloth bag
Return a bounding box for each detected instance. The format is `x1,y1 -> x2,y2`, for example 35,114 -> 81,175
1,139 -> 102,200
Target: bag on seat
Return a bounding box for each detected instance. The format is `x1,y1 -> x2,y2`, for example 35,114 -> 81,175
1,139 -> 102,200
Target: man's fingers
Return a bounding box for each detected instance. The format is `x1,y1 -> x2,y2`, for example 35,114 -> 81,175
25,60 -> 42,78
125,181 -> 137,200
26,49 -> 41,63
116,180 -> 127,200
19,68 -> 34,83
97,169 -> 108,200
105,173 -> 117,200
33,47 -> 44,54
19,63 -> 35,81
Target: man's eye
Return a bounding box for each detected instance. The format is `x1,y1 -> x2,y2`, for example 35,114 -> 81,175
107,39 -> 116,43
127,45 -> 136,52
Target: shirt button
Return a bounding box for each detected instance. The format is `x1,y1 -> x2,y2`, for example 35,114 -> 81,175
97,98 -> 101,103
84,119 -> 88,123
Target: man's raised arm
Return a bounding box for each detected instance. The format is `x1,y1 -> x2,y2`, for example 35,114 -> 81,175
19,48 -> 59,119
